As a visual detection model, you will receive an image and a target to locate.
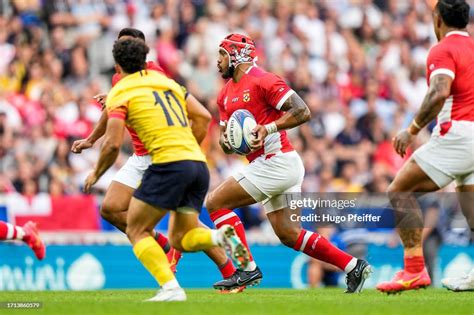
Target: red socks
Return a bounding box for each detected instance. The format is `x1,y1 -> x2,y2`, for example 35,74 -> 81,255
0,221 -> 24,240
210,209 -> 253,261
218,258 -> 236,278
294,229 -> 354,272
154,232 -> 171,253
404,256 -> 425,273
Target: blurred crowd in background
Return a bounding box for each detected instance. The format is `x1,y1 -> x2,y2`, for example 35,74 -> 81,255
0,0 -> 473,238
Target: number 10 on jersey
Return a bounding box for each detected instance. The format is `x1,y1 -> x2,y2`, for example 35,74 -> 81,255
153,90 -> 188,127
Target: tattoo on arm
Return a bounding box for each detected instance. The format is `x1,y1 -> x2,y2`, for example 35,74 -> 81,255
280,93 -> 311,124
415,74 -> 452,128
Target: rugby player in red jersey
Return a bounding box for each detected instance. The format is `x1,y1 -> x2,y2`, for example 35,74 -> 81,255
0,220 -> 45,260
377,0 -> 474,293
71,28 -> 244,292
207,33 -> 372,293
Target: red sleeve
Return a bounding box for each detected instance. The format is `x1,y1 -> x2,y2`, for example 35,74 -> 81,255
216,89 -> 229,126
426,44 -> 456,85
259,73 -> 294,110
111,73 -> 121,87
146,61 -> 166,75
108,107 -> 127,120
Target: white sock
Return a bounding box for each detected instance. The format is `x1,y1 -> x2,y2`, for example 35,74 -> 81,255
245,260 -> 257,272
344,257 -> 358,273
162,279 -> 180,290
15,227 -> 25,240
6,223 -> 25,240
210,229 -> 221,246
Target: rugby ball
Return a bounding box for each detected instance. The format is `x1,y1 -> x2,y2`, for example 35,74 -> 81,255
226,109 -> 257,155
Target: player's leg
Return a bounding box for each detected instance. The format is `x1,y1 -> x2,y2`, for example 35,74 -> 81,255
167,213 -> 237,283
100,181 -> 133,233
206,176 -> 266,291
265,204 -> 370,293
101,155 -> 181,269
377,158 -> 441,293
201,228 -> 237,280
167,209 -> 249,267
211,151 -> 306,289
205,176 -> 258,269
126,197 -> 186,301
441,183 -> 474,291
456,184 -> 474,231
0,220 -> 45,260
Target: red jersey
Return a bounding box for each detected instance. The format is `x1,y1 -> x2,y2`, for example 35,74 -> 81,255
111,61 -> 165,156
426,31 -> 474,137
217,66 -> 294,162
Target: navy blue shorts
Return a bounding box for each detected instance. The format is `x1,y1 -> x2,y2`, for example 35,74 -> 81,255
133,160 -> 210,212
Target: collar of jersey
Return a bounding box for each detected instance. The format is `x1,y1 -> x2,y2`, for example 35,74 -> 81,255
446,31 -> 469,38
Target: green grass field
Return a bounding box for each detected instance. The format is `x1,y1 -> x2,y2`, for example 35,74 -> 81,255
0,289 -> 472,315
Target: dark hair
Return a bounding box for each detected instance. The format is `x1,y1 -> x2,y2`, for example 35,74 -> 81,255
118,28 -> 146,41
112,38 -> 149,74
436,0 -> 470,29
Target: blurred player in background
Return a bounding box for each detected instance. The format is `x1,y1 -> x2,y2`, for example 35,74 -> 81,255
377,0 -> 474,293
206,33 -> 371,293
72,28 -> 245,292
0,220 -> 45,260
83,37 -> 249,301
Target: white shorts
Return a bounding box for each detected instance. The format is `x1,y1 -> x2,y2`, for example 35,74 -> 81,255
413,134 -> 474,188
112,154 -> 152,189
232,151 -> 305,213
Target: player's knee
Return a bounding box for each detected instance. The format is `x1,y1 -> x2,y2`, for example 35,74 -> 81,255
387,181 -> 403,194
100,199 -> 121,219
275,227 -> 299,248
204,193 -> 219,213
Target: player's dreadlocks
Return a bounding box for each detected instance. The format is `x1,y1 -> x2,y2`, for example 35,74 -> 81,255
112,38 -> 149,74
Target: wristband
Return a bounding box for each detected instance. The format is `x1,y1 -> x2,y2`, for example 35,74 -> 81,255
264,122 -> 278,134
412,119 -> 422,130
407,119 -> 422,136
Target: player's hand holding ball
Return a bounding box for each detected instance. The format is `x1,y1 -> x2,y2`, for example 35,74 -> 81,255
250,125 -> 267,151
219,120 -> 233,153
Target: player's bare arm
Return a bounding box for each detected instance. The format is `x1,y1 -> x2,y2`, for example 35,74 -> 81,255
186,94 -> 211,144
415,75 -> 453,129
393,74 -> 453,157
84,117 -> 125,193
252,93 -> 311,150
71,109 -> 109,153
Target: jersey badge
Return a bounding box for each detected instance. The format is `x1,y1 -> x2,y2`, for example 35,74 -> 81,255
243,92 -> 250,102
